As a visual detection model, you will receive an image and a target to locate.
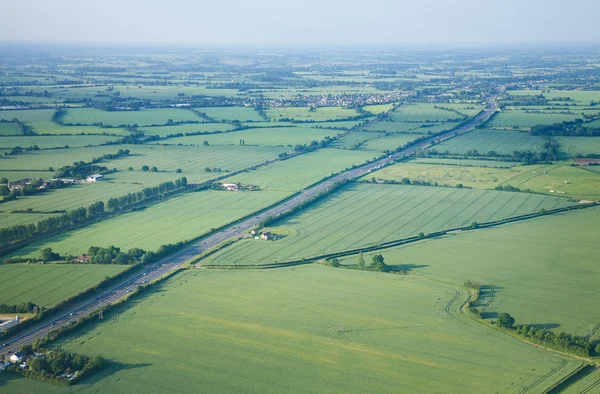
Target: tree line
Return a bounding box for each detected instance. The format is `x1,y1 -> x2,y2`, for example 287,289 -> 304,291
0,177 -> 187,252
0,302 -> 40,314
530,119 -> 600,137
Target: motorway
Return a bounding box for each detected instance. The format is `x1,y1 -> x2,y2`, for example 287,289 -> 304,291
1,88 -> 501,357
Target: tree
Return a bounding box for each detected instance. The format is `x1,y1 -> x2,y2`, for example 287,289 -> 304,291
176,168 -> 182,173
497,312 -> 515,328
371,254 -> 388,272
595,343 -> 600,355
0,177 -> 8,184
357,252 -> 365,268
41,247 -> 60,262
141,165 -> 149,171
150,166 -> 158,172
203,140 -> 209,146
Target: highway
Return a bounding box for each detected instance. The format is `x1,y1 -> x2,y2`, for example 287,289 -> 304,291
0,87 -> 501,357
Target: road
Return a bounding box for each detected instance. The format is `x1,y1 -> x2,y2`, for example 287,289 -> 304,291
1,87 -> 501,357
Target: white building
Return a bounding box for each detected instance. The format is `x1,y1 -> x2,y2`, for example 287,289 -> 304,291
86,174 -> 103,182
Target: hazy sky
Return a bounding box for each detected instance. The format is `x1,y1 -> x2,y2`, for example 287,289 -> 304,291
2,0 -> 599,46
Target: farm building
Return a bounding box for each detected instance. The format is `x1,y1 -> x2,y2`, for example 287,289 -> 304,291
7,178 -> 31,190
222,183 -> 239,191
86,174 -> 103,182
9,352 -> 25,364
75,254 -> 91,263
260,232 -> 272,240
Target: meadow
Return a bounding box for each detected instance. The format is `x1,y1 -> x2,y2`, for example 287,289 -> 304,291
1,266 -> 581,393
160,126 -> 340,147
363,103 -> 395,114
0,264 -> 128,308
0,109 -> 56,123
139,123 -> 233,137
204,183 -> 574,266
487,111 -> 581,128
340,207 -> 600,339
432,129 -> 548,155
330,131 -> 384,149
223,148 -> 376,192
195,106 -> 265,122
412,158 -> 517,167
61,108 -> 203,126
0,135 -> 121,149
363,121 -> 449,133
266,106 -> 360,121
0,213 -> 53,231
553,136 -> 600,157
9,189 -> 290,258
389,104 -> 465,123
361,133 -> 423,152
0,170 -> 55,181
0,123 -> 20,135
27,122 -> 131,136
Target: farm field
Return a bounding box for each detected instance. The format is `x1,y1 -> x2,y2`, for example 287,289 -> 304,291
27,122 -> 131,136
0,264 -> 128,308
362,133 -> 423,151
61,108 -> 203,126
195,106 -> 264,122
562,369 -> 600,393
0,213 -> 52,231
432,129 -> 548,155
330,131 -> 384,149
0,109 -> 56,123
2,266 -> 582,393
507,89 -> 600,105
412,158 -> 517,167
160,126 -> 340,147
363,120 -> 457,134
9,189 -> 290,258
0,170 -> 54,181
0,122 -> 20,135
341,207 -> 600,338
224,148 -> 376,192
139,122 -> 233,137
266,106 -> 360,121
0,135 -> 121,149
488,111 -> 581,128
363,103 -> 395,114
553,136 -> 600,157
389,104 -> 465,122
312,119 -> 368,129
204,183 -> 574,266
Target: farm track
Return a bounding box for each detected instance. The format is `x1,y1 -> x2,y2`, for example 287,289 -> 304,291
481,287 -> 496,313
587,322 -> 600,340
444,290 -> 461,319
579,377 -> 600,394
518,360 -> 569,393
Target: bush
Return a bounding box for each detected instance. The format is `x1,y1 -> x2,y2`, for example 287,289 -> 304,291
497,312 -> 515,328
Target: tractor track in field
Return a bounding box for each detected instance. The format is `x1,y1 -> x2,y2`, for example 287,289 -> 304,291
481,287 -> 496,313
518,360 -> 568,393
445,290 -> 461,319
579,377 -> 600,394
586,322 -> 600,340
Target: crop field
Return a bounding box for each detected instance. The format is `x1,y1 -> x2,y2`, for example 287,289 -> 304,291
0,135 -> 121,149
553,136 -> 600,157
27,122 -> 131,136
195,106 -> 264,122
0,170 -> 55,181
362,133 -> 422,151
266,106 -> 360,121
343,207 -> 600,338
389,104 -> 465,123
363,121 -> 451,133
432,129 -> 548,155
487,111 -> 581,128
363,103 -> 395,114
0,213 -> 52,230
439,103 -> 484,117
0,109 -> 56,123
0,122 -> 20,135
412,158 -> 517,167
312,119 -> 368,129
330,131 -> 384,149
508,89 -> 600,105
0,264 -> 128,308
3,266 -> 581,393
0,178 -> 149,213
224,148 -> 376,192
562,369 -> 600,393
139,122 -> 234,137
61,108 -> 203,126
160,126 -> 340,147
10,189 -> 290,258
204,183 -> 574,266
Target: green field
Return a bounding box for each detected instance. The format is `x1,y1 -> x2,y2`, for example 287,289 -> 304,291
2,266 -> 581,393
204,183 -> 574,266
330,131 -> 384,149
27,122 -> 131,136
0,264 -> 128,308
0,213 -> 53,231
554,136 -> 600,157
340,207 -> 600,338
61,108 -> 203,126
0,170 -> 55,181
488,111 -> 581,128
363,103 -> 395,114
363,121 -> 452,133
196,106 -> 264,122
0,135 -> 121,149
507,89 -> 600,105
412,158 -> 517,167
432,129 -> 548,155
0,122 -> 20,135
160,126 -> 340,147
139,122 -> 233,137
266,106 -> 360,121
224,148 -> 376,192
10,189 -> 290,258
0,109 -> 56,123
362,133 -> 423,151
389,104 -> 465,123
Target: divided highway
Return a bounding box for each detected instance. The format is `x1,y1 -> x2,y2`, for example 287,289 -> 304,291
1,88 -> 501,357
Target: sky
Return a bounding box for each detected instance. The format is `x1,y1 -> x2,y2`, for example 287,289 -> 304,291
1,0 -> 599,46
